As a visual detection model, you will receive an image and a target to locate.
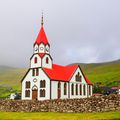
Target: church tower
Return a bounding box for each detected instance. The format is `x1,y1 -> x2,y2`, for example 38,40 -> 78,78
30,14 -> 52,69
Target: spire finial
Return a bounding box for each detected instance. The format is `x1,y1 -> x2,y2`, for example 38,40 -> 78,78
41,11 -> 44,26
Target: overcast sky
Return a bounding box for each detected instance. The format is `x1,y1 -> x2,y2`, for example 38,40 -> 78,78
0,0 -> 120,68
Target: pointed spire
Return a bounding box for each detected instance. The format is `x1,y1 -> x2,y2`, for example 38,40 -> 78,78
41,12 -> 44,26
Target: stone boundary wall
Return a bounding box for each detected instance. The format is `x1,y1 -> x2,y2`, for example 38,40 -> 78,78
0,94 -> 120,113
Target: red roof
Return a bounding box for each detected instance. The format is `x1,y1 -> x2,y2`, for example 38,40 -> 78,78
43,64 -> 93,85
34,26 -> 49,45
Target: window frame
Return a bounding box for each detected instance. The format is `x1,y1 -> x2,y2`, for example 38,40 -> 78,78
64,83 -> 67,95
26,81 -> 30,89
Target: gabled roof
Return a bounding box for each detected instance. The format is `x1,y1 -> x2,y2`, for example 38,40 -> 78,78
43,64 -> 93,85
34,26 -> 49,45
43,64 -> 78,82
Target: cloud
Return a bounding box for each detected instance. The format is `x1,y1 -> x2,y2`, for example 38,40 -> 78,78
0,0 -> 120,67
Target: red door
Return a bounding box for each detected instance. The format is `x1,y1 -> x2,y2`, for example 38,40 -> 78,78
58,82 -> 61,99
32,90 -> 38,100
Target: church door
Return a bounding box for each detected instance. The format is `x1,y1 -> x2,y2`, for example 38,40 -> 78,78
58,82 -> 61,99
32,90 -> 38,100
32,85 -> 38,100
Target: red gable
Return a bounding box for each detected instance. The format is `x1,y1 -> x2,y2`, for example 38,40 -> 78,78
38,53 -> 45,58
43,64 -> 93,85
34,26 -> 49,45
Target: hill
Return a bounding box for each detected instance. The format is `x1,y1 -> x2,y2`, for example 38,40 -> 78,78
0,60 -> 120,98
0,66 -> 27,98
80,60 -> 120,87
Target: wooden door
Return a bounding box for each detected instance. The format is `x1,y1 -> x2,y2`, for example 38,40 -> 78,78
58,82 -> 61,99
32,89 -> 38,100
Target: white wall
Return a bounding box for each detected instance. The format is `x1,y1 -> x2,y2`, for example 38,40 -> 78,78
42,54 -> 52,69
69,67 -> 89,98
60,82 -> 69,99
22,68 -> 50,100
30,54 -> 41,68
51,81 -> 58,99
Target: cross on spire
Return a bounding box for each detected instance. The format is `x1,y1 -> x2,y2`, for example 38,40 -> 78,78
41,12 -> 44,26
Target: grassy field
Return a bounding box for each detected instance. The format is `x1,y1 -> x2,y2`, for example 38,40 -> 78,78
0,60 -> 120,98
0,111 -> 120,120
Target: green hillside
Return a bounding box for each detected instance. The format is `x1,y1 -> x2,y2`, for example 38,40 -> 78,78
0,67 -> 27,98
0,60 -> 120,98
80,60 -> 120,87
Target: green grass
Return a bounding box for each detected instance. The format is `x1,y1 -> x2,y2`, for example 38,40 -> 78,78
0,111 -> 120,120
0,60 -> 120,98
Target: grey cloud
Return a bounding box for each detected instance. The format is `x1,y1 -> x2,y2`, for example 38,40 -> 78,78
0,0 -> 120,67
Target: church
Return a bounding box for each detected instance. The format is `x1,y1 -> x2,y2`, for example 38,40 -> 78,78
21,15 -> 93,100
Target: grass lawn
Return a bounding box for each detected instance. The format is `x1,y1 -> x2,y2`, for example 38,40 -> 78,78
0,111 -> 120,120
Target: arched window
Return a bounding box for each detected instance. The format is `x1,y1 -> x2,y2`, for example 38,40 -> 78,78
83,84 -> 86,96
64,83 -> 67,95
34,57 -> 37,63
32,69 -> 35,76
32,68 -> 39,76
76,72 -> 82,82
46,57 -> 49,64
71,84 -> 74,95
76,84 -> 78,95
26,81 -> 30,88
40,89 -> 45,97
25,90 -> 30,97
36,68 -> 39,76
58,82 -> 61,89
89,85 -> 91,96
40,80 -> 46,88
79,84 -> 82,95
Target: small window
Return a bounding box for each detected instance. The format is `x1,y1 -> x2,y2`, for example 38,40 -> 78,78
36,68 -> 39,76
58,82 -> 61,89
83,85 -> 86,96
25,90 -> 30,97
40,80 -> 46,88
71,84 -> 74,95
79,84 -> 82,95
64,83 -> 67,95
89,85 -> 91,96
76,72 -> 82,82
26,81 -> 30,88
46,57 -> 49,64
32,69 -> 35,76
40,89 -> 45,97
34,57 -> 37,63
76,84 -> 78,95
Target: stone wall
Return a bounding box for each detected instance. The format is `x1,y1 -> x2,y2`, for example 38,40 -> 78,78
0,94 -> 120,112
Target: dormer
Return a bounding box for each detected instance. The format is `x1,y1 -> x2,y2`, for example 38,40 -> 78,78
39,43 -> 45,53
34,44 -> 39,53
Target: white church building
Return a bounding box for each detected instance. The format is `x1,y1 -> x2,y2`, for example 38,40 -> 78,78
21,16 -> 93,100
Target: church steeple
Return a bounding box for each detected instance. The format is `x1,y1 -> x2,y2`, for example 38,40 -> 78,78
33,14 -> 51,56
31,15 -> 52,69
34,13 -> 49,46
